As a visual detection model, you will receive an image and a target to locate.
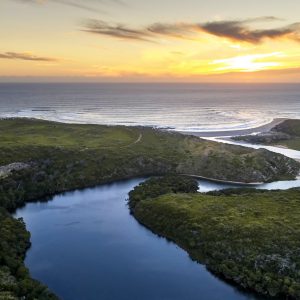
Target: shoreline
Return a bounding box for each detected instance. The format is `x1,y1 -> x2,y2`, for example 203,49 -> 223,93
182,174 -> 263,185
2,116 -> 296,140
1,118 -> 299,300
179,118 -> 287,137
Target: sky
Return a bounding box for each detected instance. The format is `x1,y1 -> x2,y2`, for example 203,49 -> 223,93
1,0 -> 300,82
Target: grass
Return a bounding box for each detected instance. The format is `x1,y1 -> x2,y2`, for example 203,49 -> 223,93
132,184 -> 300,299
0,118 -> 139,149
0,118 -> 298,185
233,119 -> 300,151
275,119 -> 300,137
0,118 -> 298,214
279,139 -> 300,151
273,120 -> 300,150
0,118 -> 299,299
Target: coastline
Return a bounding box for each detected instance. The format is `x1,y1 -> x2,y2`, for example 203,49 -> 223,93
182,174 -> 263,185
179,118 -> 287,137
1,118 -> 299,300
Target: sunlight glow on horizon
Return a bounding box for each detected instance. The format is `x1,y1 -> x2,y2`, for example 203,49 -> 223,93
1,0 -> 300,82
212,53 -> 283,73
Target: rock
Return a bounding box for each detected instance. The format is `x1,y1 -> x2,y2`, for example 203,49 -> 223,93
0,162 -> 30,178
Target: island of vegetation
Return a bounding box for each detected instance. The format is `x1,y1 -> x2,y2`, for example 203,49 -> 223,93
129,176 -> 300,299
232,119 -> 300,151
0,118 -> 299,299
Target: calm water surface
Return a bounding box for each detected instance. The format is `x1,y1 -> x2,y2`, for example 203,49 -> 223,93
15,178 -> 265,300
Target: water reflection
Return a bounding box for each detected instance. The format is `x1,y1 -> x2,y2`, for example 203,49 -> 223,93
15,179 -> 264,300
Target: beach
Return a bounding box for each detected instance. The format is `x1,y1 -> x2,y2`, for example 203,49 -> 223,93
180,118 -> 287,137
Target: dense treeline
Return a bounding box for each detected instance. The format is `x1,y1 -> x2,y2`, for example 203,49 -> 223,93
128,175 -> 199,210
0,209 -> 58,299
130,177 -> 300,299
0,119 -> 298,213
0,119 -> 299,213
0,118 -> 299,298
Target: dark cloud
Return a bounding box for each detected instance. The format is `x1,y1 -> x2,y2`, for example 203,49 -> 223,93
82,17 -> 300,44
82,20 -> 195,41
147,23 -> 193,39
199,19 -> 300,43
0,52 -> 58,62
82,19 -> 154,42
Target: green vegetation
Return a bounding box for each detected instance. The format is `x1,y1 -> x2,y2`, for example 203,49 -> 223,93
0,118 -> 297,211
0,208 -> 58,300
128,175 -> 199,210
233,119 -> 300,150
129,177 -> 300,299
0,118 -> 299,299
273,120 -> 300,150
0,118 -> 298,211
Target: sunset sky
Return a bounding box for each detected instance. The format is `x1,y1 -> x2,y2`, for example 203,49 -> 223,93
1,0 -> 300,82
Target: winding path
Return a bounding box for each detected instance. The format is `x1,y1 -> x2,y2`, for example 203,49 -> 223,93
122,132 -> 143,148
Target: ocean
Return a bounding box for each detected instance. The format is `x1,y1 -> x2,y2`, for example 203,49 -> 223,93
0,83 -> 299,132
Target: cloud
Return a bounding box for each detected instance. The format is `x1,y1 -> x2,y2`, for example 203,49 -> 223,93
0,52 -> 58,62
199,19 -> 300,43
147,23 -> 194,39
82,20 -> 195,42
82,19 -> 154,42
13,0 -> 125,12
82,17 -> 300,44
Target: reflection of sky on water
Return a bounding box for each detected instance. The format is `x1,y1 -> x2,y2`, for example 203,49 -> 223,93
15,178 -> 264,300
198,178 -> 300,193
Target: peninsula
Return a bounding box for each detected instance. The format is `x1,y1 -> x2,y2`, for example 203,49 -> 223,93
232,119 -> 300,151
0,118 -> 299,299
129,176 -> 300,299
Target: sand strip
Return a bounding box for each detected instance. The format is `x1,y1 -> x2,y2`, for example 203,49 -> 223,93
179,118 -> 287,138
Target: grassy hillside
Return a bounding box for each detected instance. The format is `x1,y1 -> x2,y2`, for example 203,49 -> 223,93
130,179 -> 300,299
0,119 -> 299,211
233,119 -> 300,150
273,119 -> 300,150
0,118 -> 299,299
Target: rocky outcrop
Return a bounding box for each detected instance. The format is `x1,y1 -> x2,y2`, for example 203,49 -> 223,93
0,162 -> 31,179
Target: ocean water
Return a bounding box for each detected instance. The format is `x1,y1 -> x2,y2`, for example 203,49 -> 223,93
0,83 -> 300,132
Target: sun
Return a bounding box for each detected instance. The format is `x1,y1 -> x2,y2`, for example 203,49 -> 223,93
212,52 -> 283,73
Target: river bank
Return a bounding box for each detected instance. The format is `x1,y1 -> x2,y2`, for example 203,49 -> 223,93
15,178 -> 268,300
1,118 -> 300,299
180,118 -> 300,162
129,176 -> 300,299
231,119 -> 300,151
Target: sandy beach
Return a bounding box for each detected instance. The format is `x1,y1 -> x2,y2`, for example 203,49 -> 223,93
180,118 -> 287,138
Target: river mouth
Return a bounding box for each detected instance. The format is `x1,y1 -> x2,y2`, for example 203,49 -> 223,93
14,178 -> 273,300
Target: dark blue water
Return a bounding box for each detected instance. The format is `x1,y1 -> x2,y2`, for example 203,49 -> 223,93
15,178 -> 264,300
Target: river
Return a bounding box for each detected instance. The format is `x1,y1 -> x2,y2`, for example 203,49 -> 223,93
15,178 -> 270,300
13,133 -> 300,300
